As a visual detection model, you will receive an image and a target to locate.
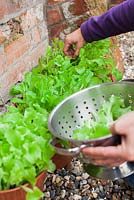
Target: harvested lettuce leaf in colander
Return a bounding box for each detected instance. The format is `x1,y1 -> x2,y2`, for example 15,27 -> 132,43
73,95 -> 132,140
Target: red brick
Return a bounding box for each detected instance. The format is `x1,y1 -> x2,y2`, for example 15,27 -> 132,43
26,41 -> 47,69
21,10 -> 38,31
47,0 -> 65,6
49,23 -> 67,40
5,35 -> 31,66
69,0 -> 88,16
0,63 -> 26,100
47,8 -> 63,25
0,41 -> 47,99
0,0 -> 19,20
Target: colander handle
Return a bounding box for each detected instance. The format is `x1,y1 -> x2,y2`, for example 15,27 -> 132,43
51,139 -> 87,156
121,79 -> 134,82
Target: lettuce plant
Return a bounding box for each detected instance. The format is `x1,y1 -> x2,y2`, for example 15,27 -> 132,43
73,95 -> 132,140
0,38 -> 122,199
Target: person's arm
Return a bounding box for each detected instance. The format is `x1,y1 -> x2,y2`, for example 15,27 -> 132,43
81,0 -> 134,42
82,112 -> 134,167
64,0 -> 134,58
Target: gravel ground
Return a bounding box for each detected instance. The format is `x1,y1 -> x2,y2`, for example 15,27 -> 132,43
117,31 -> 134,79
43,32 -> 134,200
43,158 -> 134,200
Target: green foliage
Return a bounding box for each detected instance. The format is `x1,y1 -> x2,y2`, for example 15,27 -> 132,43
0,105 -> 55,190
73,95 -> 132,140
10,39 -> 122,113
23,186 -> 44,200
0,38 -> 122,198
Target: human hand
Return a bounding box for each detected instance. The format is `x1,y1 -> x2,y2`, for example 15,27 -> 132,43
82,112 -> 134,167
63,28 -> 85,58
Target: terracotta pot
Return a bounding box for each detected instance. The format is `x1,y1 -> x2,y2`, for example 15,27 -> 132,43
53,152 -> 73,170
0,153 -> 72,200
52,142 -> 73,170
0,170 -> 47,200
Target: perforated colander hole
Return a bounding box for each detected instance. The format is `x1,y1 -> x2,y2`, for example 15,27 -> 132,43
80,116 -> 83,119
58,121 -> 61,124
71,115 -> 74,118
62,116 -> 65,119
96,109 -> 99,112
65,130 -> 68,133
85,106 -> 89,109
61,126 -> 64,129
69,126 -> 72,129
74,120 -> 77,123
88,112 -> 91,115
69,135 -> 72,138
92,98 -> 95,101
94,104 -> 97,107
78,111 -> 81,114
66,121 -> 68,124
102,95 -> 105,99
75,105 -> 79,109
83,101 -> 87,104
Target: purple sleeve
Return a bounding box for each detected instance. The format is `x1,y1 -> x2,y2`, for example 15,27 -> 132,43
81,0 -> 134,42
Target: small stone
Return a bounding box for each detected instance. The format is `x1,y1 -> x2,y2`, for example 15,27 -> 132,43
55,176 -> 61,184
99,185 -> 104,192
75,180 -> 80,189
81,185 -> 90,193
73,194 -> 82,200
61,189 -> 66,198
45,181 -> 51,187
82,196 -> 89,200
44,191 -> 50,198
52,174 -> 56,183
70,174 -> 76,181
80,180 -> 88,186
64,175 -> 70,181
112,194 -> 118,200
82,173 -> 89,180
92,192 -> 98,198
50,190 -> 56,199
76,176 -> 82,181
125,190 -> 132,195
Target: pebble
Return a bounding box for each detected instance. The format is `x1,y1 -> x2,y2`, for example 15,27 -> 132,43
92,192 -> 98,198
61,189 -> 66,198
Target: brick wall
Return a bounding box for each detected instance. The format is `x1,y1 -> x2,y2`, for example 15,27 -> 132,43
0,0 -> 109,102
46,0 -> 89,42
0,0 -> 49,102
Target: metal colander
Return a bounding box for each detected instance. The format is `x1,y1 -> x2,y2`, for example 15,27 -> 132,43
48,81 -> 134,180
48,81 -> 134,145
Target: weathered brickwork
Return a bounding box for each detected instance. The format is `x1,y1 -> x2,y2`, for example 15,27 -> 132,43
46,0 -> 89,41
0,0 -> 48,101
